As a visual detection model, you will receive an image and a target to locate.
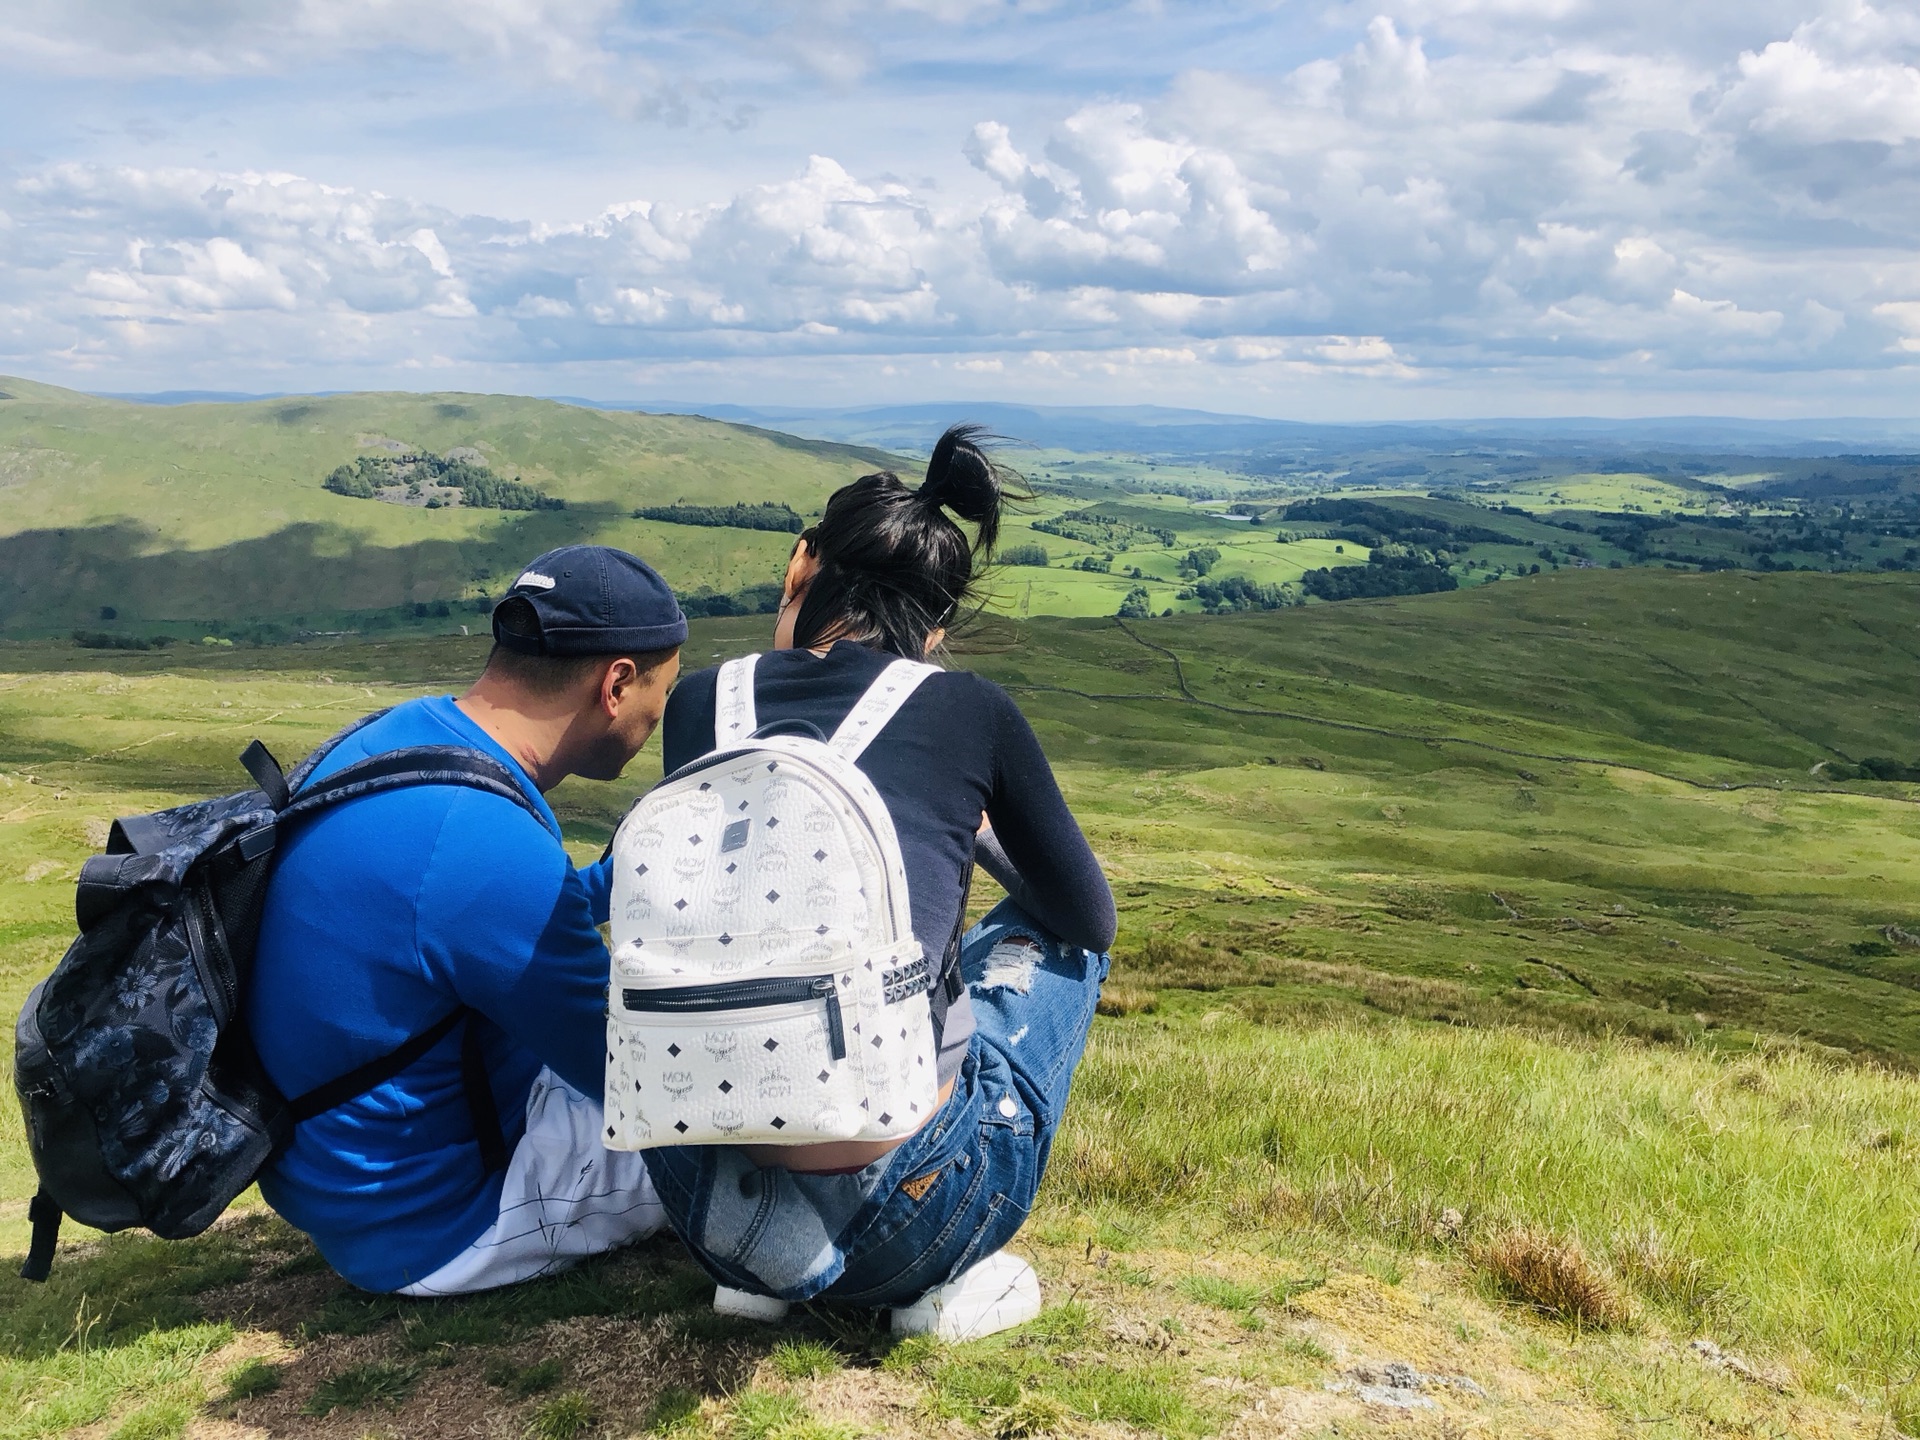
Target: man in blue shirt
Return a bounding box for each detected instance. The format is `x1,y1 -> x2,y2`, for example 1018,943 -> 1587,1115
249,546 -> 685,1293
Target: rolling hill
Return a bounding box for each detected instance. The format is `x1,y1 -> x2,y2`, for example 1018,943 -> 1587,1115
0,377 -> 900,638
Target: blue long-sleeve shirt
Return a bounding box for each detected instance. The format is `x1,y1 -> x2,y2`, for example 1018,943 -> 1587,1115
248,697 -> 614,1292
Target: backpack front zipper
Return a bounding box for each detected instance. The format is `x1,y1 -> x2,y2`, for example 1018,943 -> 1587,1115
622,975 -> 846,1060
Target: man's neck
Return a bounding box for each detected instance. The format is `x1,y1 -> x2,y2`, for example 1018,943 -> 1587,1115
454,684 -> 575,793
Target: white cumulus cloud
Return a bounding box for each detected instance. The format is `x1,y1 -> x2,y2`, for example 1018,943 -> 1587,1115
2,0 -> 1917,406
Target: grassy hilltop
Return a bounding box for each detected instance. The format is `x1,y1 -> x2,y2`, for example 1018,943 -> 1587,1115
4,567 -> 1920,1437
0,376 -> 896,638
11,375 -> 1920,647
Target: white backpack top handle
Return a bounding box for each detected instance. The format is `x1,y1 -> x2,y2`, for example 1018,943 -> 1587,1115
711,651 -> 937,762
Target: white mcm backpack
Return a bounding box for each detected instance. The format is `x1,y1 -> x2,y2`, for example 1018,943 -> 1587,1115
602,653 -> 942,1151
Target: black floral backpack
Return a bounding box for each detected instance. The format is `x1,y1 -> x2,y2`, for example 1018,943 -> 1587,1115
12,711 -> 551,1280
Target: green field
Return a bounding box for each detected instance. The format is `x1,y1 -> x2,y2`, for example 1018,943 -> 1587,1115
4,568 -> 1920,1437
985,493 -> 1364,617
1495,473 -> 1731,515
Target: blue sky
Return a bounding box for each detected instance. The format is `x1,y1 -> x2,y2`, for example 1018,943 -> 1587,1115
2,1 -> 1918,418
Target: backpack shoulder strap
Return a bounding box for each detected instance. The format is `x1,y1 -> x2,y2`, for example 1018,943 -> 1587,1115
713,654 -> 761,752
285,707 -> 397,791
828,659 -> 939,764
284,1008 -> 467,1120
283,1007 -> 510,1174
283,745 -> 559,838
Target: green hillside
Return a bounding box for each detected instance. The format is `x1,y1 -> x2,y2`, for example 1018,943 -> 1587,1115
0,378 -> 898,638
6,562 -> 1920,1435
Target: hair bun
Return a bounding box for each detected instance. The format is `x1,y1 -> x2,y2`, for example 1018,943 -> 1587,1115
918,423 -> 1009,554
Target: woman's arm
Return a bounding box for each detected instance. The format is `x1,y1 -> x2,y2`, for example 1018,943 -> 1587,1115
976,680 -> 1117,953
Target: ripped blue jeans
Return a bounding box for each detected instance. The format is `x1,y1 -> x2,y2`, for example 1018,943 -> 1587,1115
641,899 -> 1109,1306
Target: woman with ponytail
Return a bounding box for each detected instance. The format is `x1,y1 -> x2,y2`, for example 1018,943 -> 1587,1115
644,425 -> 1116,1339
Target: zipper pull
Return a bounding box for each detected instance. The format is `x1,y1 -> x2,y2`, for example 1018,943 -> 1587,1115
813,977 -> 847,1061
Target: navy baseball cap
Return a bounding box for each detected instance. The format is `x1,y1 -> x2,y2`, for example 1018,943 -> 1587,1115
492,545 -> 688,656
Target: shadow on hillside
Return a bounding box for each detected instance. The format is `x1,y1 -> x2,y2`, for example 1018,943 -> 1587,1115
0,512 -> 615,634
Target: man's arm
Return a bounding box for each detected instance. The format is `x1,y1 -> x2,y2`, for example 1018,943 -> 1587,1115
577,853 -> 614,927
416,792 -> 613,1097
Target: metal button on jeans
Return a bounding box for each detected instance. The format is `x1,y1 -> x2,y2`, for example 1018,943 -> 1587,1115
997,1096 -> 1017,1119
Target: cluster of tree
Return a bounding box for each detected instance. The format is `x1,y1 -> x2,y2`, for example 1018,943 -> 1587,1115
1176,546 -> 1221,578
70,630 -> 175,651
1070,554 -> 1112,573
675,582 -> 787,619
1282,497 -> 1518,551
1116,586 -> 1153,618
1033,507 -> 1177,550
633,502 -> 805,533
999,543 -> 1050,567
1300,550 -> 1459,602
1182,575 -> 1289,612
1570,501 -> 1920,573
323,453 -> 563,511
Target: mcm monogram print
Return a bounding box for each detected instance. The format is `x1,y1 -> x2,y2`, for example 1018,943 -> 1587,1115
603,653 -> 943,1151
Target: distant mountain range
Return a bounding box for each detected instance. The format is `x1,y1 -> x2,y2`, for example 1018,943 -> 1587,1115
92,389 -> 1920,459
563,401 -> 1920,461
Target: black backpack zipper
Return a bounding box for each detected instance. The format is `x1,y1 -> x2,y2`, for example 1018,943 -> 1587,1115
621,975 -> 846,1060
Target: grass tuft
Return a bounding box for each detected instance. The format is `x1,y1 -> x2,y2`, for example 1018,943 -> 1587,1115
526,1389 -> 598,1440
879,1332 -> 941,1374
222,1357 -> 283,1400
994,1390 -> 1070,1438
297,1293 -> 405,1340
1176,1273 -> 1263,1311
1613,1225 -> 1722,1320
1019,1301 -> 1094,1344
769,1338 -> 843,1381
1095,982 -> 1158,1017
726,1388 -> 806,1438
107,1401 -> 190,1440
402,1301 -> 516,1352
724,1386 -> 861,1439
303,1361 -> 421,1415
645,1385 -> 704,1434
1477,1225 -> 1632,1328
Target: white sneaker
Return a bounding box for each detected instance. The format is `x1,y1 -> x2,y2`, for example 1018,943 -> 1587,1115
890,1251 -> 1042,1342
713,1285 -> 790,1322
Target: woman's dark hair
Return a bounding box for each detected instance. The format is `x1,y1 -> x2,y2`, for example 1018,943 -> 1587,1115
790,424 -> 1026,659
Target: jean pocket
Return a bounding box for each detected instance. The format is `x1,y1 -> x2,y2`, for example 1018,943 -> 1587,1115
832,1142 -> 994,1304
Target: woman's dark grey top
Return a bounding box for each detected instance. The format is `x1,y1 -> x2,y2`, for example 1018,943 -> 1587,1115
661,641 -> 1116,1086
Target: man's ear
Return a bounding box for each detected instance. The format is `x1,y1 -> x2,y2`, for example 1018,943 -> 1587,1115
599,657 -> 639,716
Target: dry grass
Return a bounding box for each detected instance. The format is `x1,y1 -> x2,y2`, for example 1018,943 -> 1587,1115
1094,982 -> 1158,1017
1474,1226 -> 1633,1329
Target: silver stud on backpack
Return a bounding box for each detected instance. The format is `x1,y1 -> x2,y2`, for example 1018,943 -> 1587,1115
604,655 -> 940,1150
